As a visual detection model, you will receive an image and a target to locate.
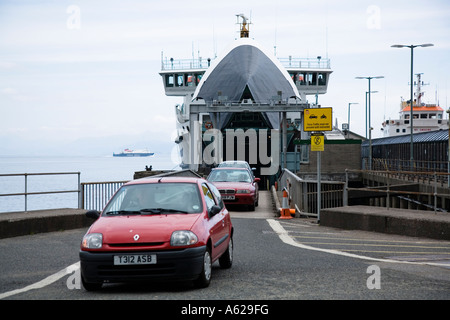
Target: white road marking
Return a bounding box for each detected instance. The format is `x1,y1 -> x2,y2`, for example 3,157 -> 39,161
0,262 -> 80,299
267,219 -> 450,268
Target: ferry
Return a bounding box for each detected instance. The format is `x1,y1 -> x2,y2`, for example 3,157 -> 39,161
382,74 -> 448,137
159,15 -> 332,184
113,148 -> 154,157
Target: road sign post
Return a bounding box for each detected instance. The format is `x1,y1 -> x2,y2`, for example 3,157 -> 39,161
304,108 -> 332,223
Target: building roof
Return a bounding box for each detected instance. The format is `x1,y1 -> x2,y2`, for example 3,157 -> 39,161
362,129 -> 449,146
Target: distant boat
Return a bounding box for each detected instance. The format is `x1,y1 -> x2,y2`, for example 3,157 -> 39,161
113,148 -> 154,157
381,74 -> 448,137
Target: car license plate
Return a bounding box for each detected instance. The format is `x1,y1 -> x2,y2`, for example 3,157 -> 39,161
223,195 -> 235,200
114,254 -> 157,265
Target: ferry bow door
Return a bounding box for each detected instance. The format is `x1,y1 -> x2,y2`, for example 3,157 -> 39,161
221,112 -> 274,189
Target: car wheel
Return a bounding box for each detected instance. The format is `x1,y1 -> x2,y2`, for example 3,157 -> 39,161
194,248 -> 212,288
219,237 -> 233,269
81,276 -> 102,291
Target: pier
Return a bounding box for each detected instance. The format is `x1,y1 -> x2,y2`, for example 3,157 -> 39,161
0,167 -> 449,240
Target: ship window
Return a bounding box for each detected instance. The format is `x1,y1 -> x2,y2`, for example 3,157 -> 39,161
290,73 -> 296,83
306,73 -> 317,86
165,75 -> 174,87
297,73 -> 306,85
175,74 -> 184,87
318,73 -> 326,85
430,113 -> 437,119
186,74 -> 195,87
420,113 -> 427,119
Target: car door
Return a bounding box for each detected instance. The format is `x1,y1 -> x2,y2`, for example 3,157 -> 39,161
202,183 -> 228,261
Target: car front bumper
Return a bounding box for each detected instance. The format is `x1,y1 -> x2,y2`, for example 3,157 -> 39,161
80,245 -> 206,284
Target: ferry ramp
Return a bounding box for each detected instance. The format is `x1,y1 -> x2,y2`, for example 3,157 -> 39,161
0,190 -> 449,240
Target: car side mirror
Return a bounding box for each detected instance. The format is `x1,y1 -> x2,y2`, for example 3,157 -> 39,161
254,177 -> 261,183
209,205 -> 221,217
86,210 -> 100,220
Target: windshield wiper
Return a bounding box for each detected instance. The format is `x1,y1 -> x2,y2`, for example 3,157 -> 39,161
140,208 -> 190,214
105,210 -> 141,215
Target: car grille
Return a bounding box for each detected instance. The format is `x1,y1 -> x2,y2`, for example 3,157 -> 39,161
219,189 -> 235,194
108,242 -> 165,248
98,263 -> 176,277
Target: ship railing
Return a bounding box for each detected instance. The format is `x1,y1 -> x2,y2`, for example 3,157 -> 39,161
161,56 -> 331,71
81,181 -> 128,211
0,172 -> 81,212
161,57 -> 211,71
278,57 -> 331,69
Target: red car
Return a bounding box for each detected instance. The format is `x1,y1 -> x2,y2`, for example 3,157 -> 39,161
207,167 -> 260,211
79,176 -> 233,291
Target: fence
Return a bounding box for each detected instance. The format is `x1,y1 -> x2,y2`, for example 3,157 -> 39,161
0,172 -> 81,212
278,169 -> 345,216
344,169 -> 450,213
81,181 -> 128,211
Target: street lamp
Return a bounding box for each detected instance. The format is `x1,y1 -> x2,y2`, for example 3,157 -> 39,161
347,102 -> 359,134
391,43 -> 434,167
356,76 -> 384,170
365,91 -> 378,138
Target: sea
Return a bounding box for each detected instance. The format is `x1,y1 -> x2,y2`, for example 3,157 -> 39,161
0,153 -> 180,213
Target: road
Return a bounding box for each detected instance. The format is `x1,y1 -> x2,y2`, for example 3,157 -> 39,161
0,191 -> 449,305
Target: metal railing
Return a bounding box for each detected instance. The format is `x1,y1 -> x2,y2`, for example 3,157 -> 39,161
81,181 -> 128,211
278,169 -> 345,216
161,56 -> 331,71
0,172 -> 81,212
344,169 -> 450,213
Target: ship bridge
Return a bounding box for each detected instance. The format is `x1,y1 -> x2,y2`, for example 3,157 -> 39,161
159,51 -> 332,101
159,20 -> 332,179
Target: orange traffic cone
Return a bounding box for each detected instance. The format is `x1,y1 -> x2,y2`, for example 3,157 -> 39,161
279,188 -> 294,220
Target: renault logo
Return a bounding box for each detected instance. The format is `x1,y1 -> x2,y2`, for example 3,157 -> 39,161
133,234 -> 140,241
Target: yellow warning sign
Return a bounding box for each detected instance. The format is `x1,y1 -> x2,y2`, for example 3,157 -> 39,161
304,108 -> 332,132
311,133 -> 324,152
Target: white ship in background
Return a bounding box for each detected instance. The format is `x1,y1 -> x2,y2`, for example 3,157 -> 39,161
382,73 -> 448,137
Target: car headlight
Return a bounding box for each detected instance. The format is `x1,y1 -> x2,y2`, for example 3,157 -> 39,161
171,231 -> 198,246
236,189 -> 250,194
82,233 -> 103,249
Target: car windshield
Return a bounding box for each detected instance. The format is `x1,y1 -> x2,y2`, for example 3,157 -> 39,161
103,182 -> 203,216
218,162 -> 249,169
208,169 -> 252,183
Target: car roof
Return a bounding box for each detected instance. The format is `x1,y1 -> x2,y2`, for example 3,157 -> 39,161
210,167 -> 247,171
219,160 -> 249,165
125,176 -> 206,186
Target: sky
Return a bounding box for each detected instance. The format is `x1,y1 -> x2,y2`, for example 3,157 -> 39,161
1,0 -> 449,156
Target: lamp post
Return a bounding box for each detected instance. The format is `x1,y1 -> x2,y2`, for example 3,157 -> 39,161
356,76 -> 384,170
447,108 -> 450,188
391,43 -> 434,168
347,102 -> 359,134
365,91 -> 378,138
